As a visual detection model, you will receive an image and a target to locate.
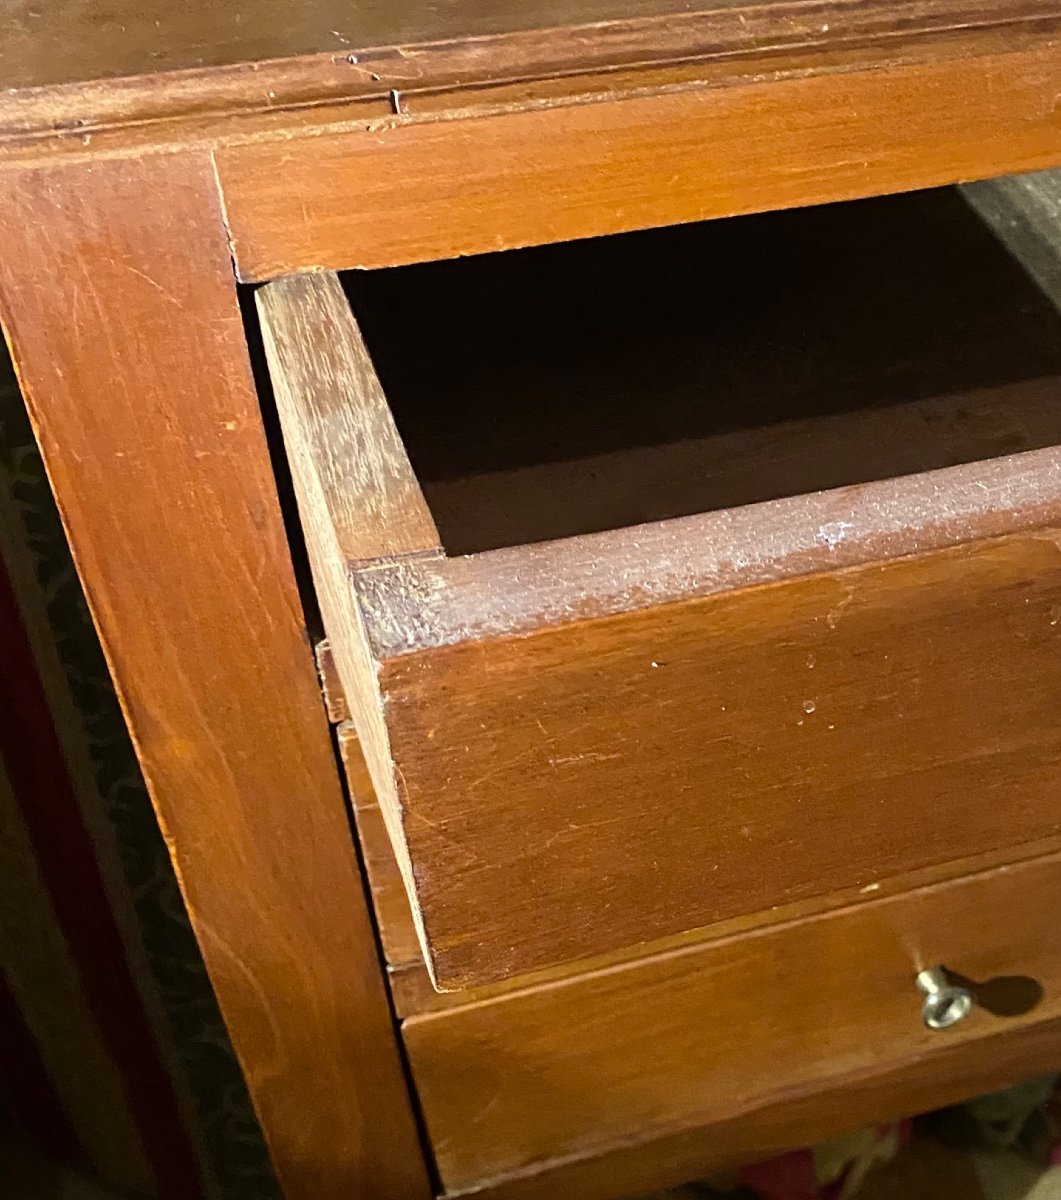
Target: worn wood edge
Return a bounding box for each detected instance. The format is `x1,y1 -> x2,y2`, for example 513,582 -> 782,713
338,722 -> 425,968
7,17 -> 1057,168
314,144 -> 1061,715
2,0 -> 1057,142
354,447 -> 1061,658
447,1013 -> 1061,1200
314,638 -> 350,723
256,276 -> 439,971
255,273 -> 440,565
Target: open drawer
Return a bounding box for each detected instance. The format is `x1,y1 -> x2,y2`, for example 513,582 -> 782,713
258,179 -> 1061,991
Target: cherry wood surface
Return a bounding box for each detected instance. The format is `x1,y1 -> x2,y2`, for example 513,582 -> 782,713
261,190 -> 1061,989
1,0 -> 1057,140
333,715 -> 1061,1020
404,851 -> 1061,1190
374,528 -> 1061,989
0,153 -> 431,1200
459,1013 -> 1061,1200
6,2 -> 1061,1195
218,27 -> 1061,279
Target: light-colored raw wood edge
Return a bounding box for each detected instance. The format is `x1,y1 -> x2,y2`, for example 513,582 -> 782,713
314,637 -> 350,723
255,272 -> 439,567
354,446 -> 1061,658
256,271 -> 441,972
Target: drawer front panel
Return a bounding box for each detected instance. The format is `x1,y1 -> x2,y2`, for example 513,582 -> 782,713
381,530 -> 1061,986
404,853 -> 1061,1190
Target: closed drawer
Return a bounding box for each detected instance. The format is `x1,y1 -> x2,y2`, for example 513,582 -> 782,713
259,179 -> 1061,991
404,852 -> 1061,1192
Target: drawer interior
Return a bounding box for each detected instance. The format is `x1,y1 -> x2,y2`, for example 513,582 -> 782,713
345,186 -> 1061,555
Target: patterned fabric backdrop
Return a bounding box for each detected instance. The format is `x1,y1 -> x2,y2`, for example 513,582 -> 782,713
0,340 -> 279,1199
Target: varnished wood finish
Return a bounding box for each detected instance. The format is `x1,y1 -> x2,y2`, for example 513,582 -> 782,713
370,525 -> 1061,988
10,2 -> 1061,1194
336,719 -> 1061,1019
0,155 -> 430,1200
219,29 -> 1061,278
404,852 -> 1061,1191
266,249 -> 1061,988
458,1014 -> 1061,1200
1,0 -> 1057,141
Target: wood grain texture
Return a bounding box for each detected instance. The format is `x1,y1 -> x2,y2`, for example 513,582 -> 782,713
337,710 -> 1061,1017
456,1013 -> 1061,1200
2,0 -> 1058,140
419,377 -> 1061,553
357,449 -> 1061,654
365,524 -> 1061,988
338,724 -> 425,970
257,273 -> 439,567
315,639 -> 350,724
257,272 -> 441,955
219,30 -> 1061,278
347,185 -> 1061,554
404,852 -> 1061,1191
270,217 -> 1061,989
0,154 -> 430,1200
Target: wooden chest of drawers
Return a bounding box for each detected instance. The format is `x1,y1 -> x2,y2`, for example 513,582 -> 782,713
7,4 -> 1061,1198
265,170 -> 1061,1195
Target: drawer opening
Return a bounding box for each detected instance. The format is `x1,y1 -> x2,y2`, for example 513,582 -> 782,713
258,170 -> 1061,992
345,185 -> 1061,556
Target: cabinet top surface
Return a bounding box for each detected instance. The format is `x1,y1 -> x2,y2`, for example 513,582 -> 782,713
2,0 -> 765,91
4,0 -> 1058,97
2,0 -> 1059,152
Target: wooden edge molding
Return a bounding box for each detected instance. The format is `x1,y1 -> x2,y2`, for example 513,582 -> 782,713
1,0 -> 1058,142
